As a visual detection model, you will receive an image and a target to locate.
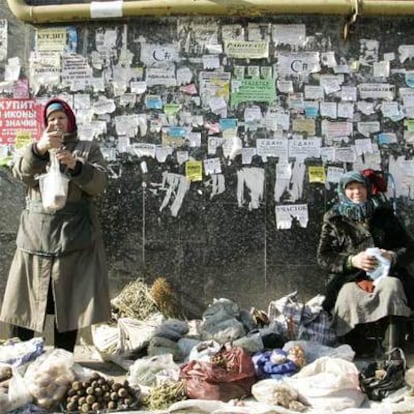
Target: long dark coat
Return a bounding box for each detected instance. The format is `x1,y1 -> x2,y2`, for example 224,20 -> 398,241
317,205 -> 414,312
0,135 -> 111,332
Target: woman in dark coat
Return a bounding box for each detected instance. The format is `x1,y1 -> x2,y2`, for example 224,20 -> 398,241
317,171 -> 413,350
0,98 -> 111,352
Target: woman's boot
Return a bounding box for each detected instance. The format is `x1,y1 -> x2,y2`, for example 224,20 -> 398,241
382,316 -> 401,352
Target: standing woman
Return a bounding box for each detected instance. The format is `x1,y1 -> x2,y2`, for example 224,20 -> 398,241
0,98 -> 111,352
317,171 -> 413,352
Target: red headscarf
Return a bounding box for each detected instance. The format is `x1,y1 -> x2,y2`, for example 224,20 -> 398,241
43,98 -> 77,133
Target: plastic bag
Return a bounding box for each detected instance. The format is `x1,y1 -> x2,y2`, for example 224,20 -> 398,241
180,346 -> 257,402
267,291 -> 304,340
127,353 -> 180,387
38,150 -> 70,212
202,298 -> 240,324
118,314 -> 165,355
0,338 -> 44,367
91,313 -> 165,361
297,295 -> 337,346
168,399 -> 228,413
154,318 -> 189,341
201,318 -> 246,344
233,331 -> 264,353
0,366 -> 33,412
90,323 -> 119,361
285,356 -> 365,411
251,379 -> 308,411
24,349 -> 75,410
188,340 -> 222,362
365,247 -> 391,284
177,337 -> 201,362
0,363 -> 12,382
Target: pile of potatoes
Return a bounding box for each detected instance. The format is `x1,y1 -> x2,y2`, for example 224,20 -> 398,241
63,372 -> 139,412
26,358 -> 75,410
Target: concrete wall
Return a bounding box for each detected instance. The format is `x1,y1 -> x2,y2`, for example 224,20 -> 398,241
1,3 -> 414,341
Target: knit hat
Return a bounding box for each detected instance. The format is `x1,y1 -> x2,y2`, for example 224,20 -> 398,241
43,98 -> 77,133
339,171 -> 369,191
46,102 -> 64,118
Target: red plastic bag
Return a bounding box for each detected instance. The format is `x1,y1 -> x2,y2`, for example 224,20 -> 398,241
180,346 -> 256,401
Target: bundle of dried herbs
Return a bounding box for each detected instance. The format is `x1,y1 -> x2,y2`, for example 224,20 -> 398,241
111,279 -> 159,321
143,380 -> 186,410
111,277 -> 181,321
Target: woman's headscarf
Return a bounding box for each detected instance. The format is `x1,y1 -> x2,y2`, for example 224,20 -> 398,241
334,171 -> 375,221
43,98 -> 77,134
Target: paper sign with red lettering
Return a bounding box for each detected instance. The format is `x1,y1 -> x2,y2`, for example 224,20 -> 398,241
0,98 -> 43,144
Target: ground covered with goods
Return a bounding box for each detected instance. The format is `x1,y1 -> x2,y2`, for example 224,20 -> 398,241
1,278 -> 414,413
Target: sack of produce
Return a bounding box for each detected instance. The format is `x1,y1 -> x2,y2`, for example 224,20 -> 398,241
0,366 -> 32,412
24,348 -> 75,410
180,345 -> 256,402
127,353 -> 180,388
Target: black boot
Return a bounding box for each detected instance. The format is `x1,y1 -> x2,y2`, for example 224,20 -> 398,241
342,325 -> 377,357
382,316 -> 401,353
405,317 -> 414,342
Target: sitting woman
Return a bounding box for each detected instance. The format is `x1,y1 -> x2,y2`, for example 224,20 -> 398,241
317,170 -> 414,353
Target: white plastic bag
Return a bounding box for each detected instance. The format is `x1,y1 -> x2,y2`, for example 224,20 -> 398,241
251,379 -> 308,410
285,357 -> 365,411
127,353 -> 180,387
267,291 -> 304,340
92,313 -> 165,361
118,313 -> 164,355
188,340 -> 221,362
91,322 -> 119,361
38,150 -> 70,212
24,349 -> 75,410
168,399 -> 228,413
365,247 -> 391,284
0,338 -> 44,367
0,366 -> 32,412
292,356 -> 360,395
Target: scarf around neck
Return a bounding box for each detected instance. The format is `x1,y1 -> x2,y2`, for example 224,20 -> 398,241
333,171 -> 376,221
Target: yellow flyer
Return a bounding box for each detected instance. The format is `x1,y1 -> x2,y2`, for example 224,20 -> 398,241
185,160 -> 203,182
308,166 -> 326,183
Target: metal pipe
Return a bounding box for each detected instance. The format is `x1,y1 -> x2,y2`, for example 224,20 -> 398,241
361,0 -> 414,15
6,0 -> 414,24
6,0 -> 354,24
